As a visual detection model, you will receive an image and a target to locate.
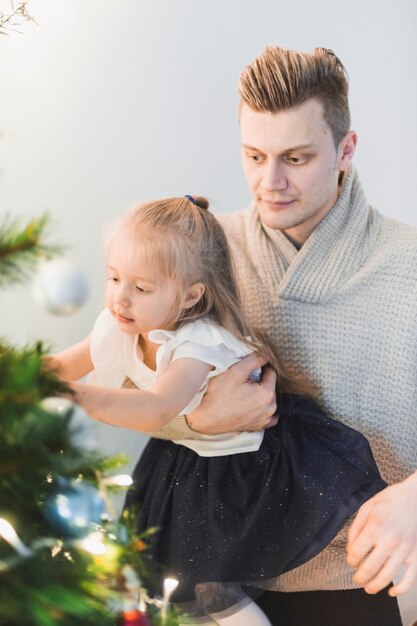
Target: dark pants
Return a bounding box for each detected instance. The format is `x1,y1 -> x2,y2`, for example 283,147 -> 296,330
255,587 -> 403,626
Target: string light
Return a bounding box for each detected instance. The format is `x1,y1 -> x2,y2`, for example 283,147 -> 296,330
78,532 -> 107,555
0,518 -> 33,557
102,474 -> 133,487
161,577 -> 179,621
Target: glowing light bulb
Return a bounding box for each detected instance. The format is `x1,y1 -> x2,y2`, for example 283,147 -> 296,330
161,577 -> 179,620
0,518 -> 33,557
102,474 -> 133,487
163,577 -> 179,596
78,532 -> 107,555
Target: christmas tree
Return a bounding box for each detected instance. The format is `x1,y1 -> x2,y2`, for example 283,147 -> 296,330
0,6 -> 178,625
0,217 -> 181,626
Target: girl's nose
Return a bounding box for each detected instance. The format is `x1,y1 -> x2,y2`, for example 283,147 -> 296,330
115,285 -> 131,307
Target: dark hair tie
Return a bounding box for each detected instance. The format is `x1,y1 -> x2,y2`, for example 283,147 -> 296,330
184,194 -> 196,205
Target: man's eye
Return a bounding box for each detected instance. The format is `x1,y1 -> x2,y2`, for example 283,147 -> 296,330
136,286 -> 145,293
248,153 -> 264,162
286,155 -> 307,165
108,276 -> 119,282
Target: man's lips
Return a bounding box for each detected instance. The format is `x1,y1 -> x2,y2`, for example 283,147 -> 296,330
114,312 -> 134,323
262,198 -> 296,209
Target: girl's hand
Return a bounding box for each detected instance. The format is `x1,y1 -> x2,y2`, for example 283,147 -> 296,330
48,334 -> 94,381
42,355 -> 61,373
347,471 -> 417,596
186,354 -> 278,434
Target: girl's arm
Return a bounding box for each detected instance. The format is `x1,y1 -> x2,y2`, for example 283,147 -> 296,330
48,334 -> 94,381
70,358 -> 212,432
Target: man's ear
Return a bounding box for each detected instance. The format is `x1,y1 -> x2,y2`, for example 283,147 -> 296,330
183,282 -> 205,310
338,130 -> 357,171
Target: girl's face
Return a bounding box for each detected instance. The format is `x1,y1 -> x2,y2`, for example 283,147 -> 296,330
105,239 -> 177,336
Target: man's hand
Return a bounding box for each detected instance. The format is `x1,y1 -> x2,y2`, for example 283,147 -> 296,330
346,471 -> 417,596
186,354 -> 278,434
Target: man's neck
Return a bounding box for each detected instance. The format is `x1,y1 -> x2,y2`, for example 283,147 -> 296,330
283,232 -> 303,250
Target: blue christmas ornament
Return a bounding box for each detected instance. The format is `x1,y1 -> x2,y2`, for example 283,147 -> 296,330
43,480 -> 105,539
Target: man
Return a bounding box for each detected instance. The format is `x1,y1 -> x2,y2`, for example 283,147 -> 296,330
181,46 -> 417,625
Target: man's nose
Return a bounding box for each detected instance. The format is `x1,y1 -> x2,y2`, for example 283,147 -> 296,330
262,161 -> 288,192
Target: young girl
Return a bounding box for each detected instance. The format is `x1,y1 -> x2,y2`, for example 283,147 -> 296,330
52,195 -> 386,626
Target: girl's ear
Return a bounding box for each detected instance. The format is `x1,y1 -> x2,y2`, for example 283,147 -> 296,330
183,282 -> 205,310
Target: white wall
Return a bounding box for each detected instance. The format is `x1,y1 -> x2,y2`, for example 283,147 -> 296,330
1,1 -> 416,329
1,1 -> 416,619
4,0 -> 416,452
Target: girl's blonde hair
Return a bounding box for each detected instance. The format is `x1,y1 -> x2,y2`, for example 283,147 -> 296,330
108,195 -> 314,397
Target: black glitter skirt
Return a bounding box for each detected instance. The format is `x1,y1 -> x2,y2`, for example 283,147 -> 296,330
125,394 -> 386,605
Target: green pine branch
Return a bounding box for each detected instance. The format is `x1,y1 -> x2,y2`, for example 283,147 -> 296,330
0,337 -> 175,625
0,214 -> 61,288
0,340 -> 69,413
0,210 -> 177,623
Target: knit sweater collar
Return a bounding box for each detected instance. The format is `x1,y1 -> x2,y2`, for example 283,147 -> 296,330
247,168 -> 379,303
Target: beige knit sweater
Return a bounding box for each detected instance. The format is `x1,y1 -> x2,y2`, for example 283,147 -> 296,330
217,168 -> 417,591
132,168 -> 417,591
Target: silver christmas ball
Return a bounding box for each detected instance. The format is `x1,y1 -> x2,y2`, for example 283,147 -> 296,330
43,480 -> 105,539
32,259 -> 89,315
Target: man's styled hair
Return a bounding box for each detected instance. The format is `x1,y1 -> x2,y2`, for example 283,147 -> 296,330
239,46 -> 351,147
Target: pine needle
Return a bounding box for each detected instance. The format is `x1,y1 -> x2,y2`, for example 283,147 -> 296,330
0,214 -> 61,288
0,1 -> 37,36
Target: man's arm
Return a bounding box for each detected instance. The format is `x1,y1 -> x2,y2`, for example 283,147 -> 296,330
346,470 -> 417,596
186,354 -> 279,434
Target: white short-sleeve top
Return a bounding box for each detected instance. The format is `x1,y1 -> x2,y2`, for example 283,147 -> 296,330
89,308 -> 264,456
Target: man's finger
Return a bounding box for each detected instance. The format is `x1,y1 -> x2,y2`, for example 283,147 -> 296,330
363,549 -> 406,594
389,560 -> 417,596
356,546 -> 405,593
352,544 -> 388,587
347,531 -> 377,569
231,353 -> 268,381
265,416 -> 279,429
346,500 -> 371,552
260,365 -> 277,390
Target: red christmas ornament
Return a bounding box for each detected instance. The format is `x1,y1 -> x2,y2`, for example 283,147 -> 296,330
117,609 -> 151,626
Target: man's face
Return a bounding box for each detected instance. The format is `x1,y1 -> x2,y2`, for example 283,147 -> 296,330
240,98 -> 356,243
